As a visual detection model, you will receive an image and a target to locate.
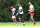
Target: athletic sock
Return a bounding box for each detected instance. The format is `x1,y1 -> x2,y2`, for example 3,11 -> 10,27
34,21 -> 36,23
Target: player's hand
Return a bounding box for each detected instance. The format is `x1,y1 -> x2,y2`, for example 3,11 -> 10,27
28,10 -> 31,11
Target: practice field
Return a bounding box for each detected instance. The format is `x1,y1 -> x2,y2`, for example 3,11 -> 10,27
0,22 -> 40,27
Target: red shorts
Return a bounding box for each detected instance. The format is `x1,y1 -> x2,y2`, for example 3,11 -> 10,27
29,12 -> 35,16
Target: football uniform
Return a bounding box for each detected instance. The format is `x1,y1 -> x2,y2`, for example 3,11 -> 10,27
12,8 -> 16,18
18,6 -> 24,16
29,5 -> 35,16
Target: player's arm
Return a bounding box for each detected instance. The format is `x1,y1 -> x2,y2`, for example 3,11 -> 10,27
12,10 -> 14,15
28,9 -> 34,11
18,9 -> 23,12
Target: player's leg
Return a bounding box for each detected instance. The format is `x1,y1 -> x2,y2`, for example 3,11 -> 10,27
30,13 -> 35,22
31,16 -> 36,26
21,16 -> 24,23
14,16 -> 17,25
14,16 -> 17,24
30,13 -> 36,26
16,13 -> 21,21
27,13 -> 32,23
12,16 -> 15,23
31,16 -> 34,22
12,18 -> 16,25
12,18 -> 14,22
21,14 -> 25,26
27,13 -> 30,20
12,16 -> 17,25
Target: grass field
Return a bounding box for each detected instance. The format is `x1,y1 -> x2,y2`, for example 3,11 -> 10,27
0,22 -> 40,27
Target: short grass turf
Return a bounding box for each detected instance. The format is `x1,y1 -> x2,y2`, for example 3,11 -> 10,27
0,22 -> 40,27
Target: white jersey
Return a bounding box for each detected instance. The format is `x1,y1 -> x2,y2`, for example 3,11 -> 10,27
12,8 -> 16,18
18,6 -> 24,14
29,4 -> 34,12
12,8 -> 16,15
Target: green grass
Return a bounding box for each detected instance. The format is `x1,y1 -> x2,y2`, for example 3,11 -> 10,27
0,22 -> 40,27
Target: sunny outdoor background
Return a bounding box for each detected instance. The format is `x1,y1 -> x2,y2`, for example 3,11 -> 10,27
0,0 -> 40,22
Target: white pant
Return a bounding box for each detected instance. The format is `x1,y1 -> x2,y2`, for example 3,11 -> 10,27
12,16 -> 15,18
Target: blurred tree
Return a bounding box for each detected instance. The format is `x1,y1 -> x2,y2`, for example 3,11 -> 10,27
0,0 -> 40,22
